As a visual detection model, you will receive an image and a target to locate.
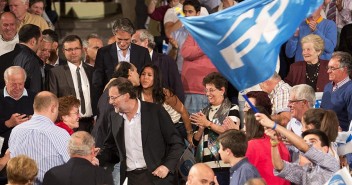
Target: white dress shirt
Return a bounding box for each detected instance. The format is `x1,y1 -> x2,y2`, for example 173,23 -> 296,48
122,99 -> 147,171
67,61 -> 93,117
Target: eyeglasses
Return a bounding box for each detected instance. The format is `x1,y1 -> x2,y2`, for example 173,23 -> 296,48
288,99 -> 306,104
64,47 -> 81,52
109,94 -> 123,101
204,88 -> 218,93
69,111 -> 80,115
326,66 -> 343,71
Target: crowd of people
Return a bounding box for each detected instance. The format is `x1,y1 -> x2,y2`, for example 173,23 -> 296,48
0,0 -> 352,185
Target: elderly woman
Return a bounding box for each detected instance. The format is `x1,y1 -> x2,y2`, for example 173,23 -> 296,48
7,155 -> 38,185
190,72 -> 240,185
284,34 -> 330,92
56,96 -> 80,135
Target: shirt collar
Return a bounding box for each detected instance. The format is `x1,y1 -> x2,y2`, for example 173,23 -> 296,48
67,60 -> 83,69
333,76 -> 350,88
4,87 -> 28,99
116,43 -> 131,51
119,99 -> 141,118
149,50 -> 153,59
229,158 -> 249,174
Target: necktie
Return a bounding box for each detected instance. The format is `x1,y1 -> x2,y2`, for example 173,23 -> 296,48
76,67 -> 86,114
327,0 -> 336,22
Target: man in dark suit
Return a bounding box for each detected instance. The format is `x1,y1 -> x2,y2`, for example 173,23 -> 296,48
0,24 -> 43,94
92,17 -> 151,99
100,77 -> 184,185
42,29 -> 67,66
132,29 -> 185,102
42,131 -> 113,185
48,35 -> 95,132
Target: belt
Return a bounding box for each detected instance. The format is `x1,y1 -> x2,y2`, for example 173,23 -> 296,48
133,167 -> 147,171
127,167 -> 148,174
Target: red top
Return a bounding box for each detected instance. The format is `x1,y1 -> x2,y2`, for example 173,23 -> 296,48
56,121 -> 74,135
246,134 -> 291,185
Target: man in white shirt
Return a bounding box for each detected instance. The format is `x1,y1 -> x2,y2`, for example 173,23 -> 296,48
48,35 -> 95,132
0,12 -> 19,56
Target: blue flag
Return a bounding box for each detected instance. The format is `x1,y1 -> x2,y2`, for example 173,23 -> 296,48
179,0 -> 323,91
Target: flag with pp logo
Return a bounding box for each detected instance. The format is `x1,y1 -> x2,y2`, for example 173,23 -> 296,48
179,0 -> 323,91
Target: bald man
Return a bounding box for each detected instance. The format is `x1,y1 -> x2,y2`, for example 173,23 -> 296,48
186,163 -> 218,185
9,91 -> 70,184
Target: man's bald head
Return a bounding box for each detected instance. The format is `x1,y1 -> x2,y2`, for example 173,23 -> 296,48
187,163 -> 215,185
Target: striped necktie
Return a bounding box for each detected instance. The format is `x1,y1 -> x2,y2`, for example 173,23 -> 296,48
327,0 -> 336,22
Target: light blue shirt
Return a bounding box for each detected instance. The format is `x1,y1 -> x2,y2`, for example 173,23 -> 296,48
9,114 -> 70,184
116,43 -> 131,62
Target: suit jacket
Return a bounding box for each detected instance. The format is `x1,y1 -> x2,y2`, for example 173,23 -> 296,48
151,51 -> 185,102
48,62 -> 96,114
0,44 -> 43,94
92,43 -> 151,98
42,157 -> 114,185
284,60 -> 330,92
100,101 -> 184,185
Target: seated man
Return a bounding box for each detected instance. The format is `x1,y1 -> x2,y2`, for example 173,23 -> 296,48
255,113 -> 339,185
217,130 -> 261,185
43,131 -> 113,185
0,66 -> 34,157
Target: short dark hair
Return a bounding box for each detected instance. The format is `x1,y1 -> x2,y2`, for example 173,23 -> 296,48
246,91 -> 272,115
62,35 -> 83,48
19,24 -> 41,43
183,0 -> 201,12
42,29 -> 59,43
112,61 -> 135,79
217,130 -> 247,157
203,72 -> 228,96
112,17 -> 135,35
301,129 -> 330,148
107,77 -> 137,99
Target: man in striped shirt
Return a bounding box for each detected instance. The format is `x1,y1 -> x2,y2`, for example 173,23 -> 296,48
9,91 -> 70,184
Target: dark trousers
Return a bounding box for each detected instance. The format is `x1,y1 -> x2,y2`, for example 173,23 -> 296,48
126,169 -> 154,185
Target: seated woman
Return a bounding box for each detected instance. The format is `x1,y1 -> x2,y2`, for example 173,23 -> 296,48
284,34 -> 330,92
7,155 -> 38,185
190,72 -> 240,185
245,107 -> 291,185
302,108 -> 339,160
56,96 -> 80,135
138,64 -> 193,144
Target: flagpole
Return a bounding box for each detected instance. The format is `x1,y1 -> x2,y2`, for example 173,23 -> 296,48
240,91 -> 258,113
